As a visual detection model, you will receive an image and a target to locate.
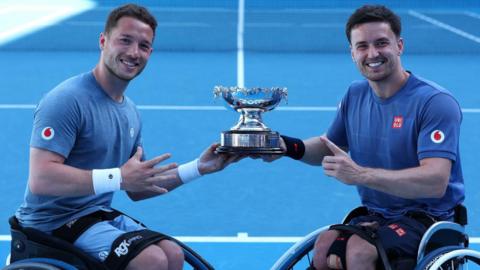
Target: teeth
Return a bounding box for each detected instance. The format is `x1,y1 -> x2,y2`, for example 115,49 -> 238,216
367,62 -> 382,67
121,59 -> 136,67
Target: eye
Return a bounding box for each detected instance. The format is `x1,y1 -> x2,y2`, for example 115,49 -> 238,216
140,43 -> 151,51
119,38 -> 131,44
356,44 -> 367,50
376,40 -> 390,47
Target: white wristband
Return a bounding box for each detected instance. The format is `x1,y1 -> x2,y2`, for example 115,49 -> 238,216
92,168 -> 122,194
178,159 -> 201,184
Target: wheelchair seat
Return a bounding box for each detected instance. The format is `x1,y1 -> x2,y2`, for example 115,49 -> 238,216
8,216 -> 107,270
270,205 -> 479,270
7,216 -> 215,270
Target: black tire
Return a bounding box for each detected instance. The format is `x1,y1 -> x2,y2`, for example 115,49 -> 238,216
4,241 -> 214,270
2,262 -> 63,270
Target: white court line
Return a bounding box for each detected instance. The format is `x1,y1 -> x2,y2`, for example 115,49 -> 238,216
0,0 -> 96,46
465,11 -> 480,20
2,104 -> 480,113
0,233 -> 479,243
236,0 -> 245,88
408,10 -> 480,44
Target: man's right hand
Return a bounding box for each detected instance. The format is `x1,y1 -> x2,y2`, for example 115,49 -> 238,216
120,147 -> 178,194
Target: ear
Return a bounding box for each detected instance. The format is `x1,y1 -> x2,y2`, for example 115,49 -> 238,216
99,32 -> 106,50
350,45 -> 355,62
397,37 -> 404,56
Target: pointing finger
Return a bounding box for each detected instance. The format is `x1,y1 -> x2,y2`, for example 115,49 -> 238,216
151,162 -> 178,175
133,146 -> 143,160
144,153 -> 172,167
320,136 -> 347,156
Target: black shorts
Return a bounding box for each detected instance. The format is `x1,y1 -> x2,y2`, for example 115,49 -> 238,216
348,213 -> 430,259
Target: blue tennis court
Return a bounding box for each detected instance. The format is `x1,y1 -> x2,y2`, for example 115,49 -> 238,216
1,0 -> 479,269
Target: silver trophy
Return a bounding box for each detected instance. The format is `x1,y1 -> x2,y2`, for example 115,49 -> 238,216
214,86 -> 288,154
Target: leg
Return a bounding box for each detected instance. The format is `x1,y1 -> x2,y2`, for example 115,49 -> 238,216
345,234 -> 377,270
157,239 -> 184,270
125,244 -> 168,270
313,229 -> 340,270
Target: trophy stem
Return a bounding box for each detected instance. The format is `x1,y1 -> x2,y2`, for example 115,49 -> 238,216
232,108 -> 270,131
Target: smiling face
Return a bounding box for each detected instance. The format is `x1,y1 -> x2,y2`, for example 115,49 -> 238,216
100,16 -> 154,82
350,22 -> 403,82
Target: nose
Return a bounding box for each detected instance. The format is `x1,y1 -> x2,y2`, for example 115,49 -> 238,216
367,45 -> 380,58
126,43 -> 140,58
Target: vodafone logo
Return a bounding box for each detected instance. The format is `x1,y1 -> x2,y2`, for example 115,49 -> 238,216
430,130 -> 445,144
41,127 -> 55,140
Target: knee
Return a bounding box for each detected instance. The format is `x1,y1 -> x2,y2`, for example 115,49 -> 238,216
346,235 -> 377,263
315,230 -> 339,254
162,240 -> 184,263
313,230 -> 340,270
127,245 -> 169,270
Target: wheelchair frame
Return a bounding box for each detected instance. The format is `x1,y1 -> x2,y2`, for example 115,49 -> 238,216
5,216 -> 214,270
270,206 -> 480,270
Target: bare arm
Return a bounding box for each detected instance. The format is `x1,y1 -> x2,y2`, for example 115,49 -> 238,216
29,147 -> 94,196
127,143 -> 243,201
301,134 -> 348,166
29,146 -> 178,197
358,158 -> 451,199
321,137 -> 450,199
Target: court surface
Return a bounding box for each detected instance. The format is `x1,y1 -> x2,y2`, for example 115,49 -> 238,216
0,0 -> 479,269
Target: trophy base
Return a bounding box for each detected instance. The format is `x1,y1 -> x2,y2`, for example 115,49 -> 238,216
217,130 -> 284,154
216,146 -> 284,154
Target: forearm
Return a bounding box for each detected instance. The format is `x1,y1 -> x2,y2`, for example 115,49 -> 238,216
357,160 -> 450,199
301,136 -> 336,165
127,168 -> 183,201
29,161 -> 94,196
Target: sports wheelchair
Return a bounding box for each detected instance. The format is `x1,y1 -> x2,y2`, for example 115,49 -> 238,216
271,205 -> 480,270
4,216 -> 214,270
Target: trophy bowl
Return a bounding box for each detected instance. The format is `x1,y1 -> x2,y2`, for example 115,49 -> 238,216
214,86 -> 287,154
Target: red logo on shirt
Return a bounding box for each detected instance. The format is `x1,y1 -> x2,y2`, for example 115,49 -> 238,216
431,130 -> 445,144
392,116 -> 403,129
41,127 -> 55,140
395,228 -> 406,237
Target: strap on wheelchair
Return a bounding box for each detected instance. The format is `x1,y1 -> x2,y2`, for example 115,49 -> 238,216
328,224 -> 392,270
104,229 -> 168,270
52,209 -> 124,243
454,204 -> 468,226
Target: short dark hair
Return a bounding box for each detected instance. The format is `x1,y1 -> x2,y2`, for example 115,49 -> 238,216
345,5 -> 401,44
104,4 -> 157,37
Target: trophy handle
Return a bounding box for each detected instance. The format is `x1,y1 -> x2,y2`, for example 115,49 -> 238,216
231,108 -> 270,131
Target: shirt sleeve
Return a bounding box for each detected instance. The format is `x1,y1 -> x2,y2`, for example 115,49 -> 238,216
130,108 -> 146,161
326,94 -> 349,148
417,93 -> 462,161
30,92 -> 80,158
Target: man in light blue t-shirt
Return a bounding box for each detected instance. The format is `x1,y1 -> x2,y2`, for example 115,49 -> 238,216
15,4 -> 240,270
263,5 -> 464,270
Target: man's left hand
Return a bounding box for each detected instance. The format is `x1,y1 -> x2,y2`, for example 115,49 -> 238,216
197,143 -> 244,175
321,136 -> 364,185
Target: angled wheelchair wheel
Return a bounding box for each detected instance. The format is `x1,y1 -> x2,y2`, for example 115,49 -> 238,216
2,257 -> 78,270
175,240 -> 215,270
415,246 -> 480,270
5,243 -> 214,270
270,226 -> 328,270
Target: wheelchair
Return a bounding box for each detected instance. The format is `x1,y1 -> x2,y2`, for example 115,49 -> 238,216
4,216 -> 215,270
271,205 -> 480,270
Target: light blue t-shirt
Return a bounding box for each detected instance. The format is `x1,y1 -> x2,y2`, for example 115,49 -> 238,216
327,73 -> 464,219
16,71 -> 143,232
